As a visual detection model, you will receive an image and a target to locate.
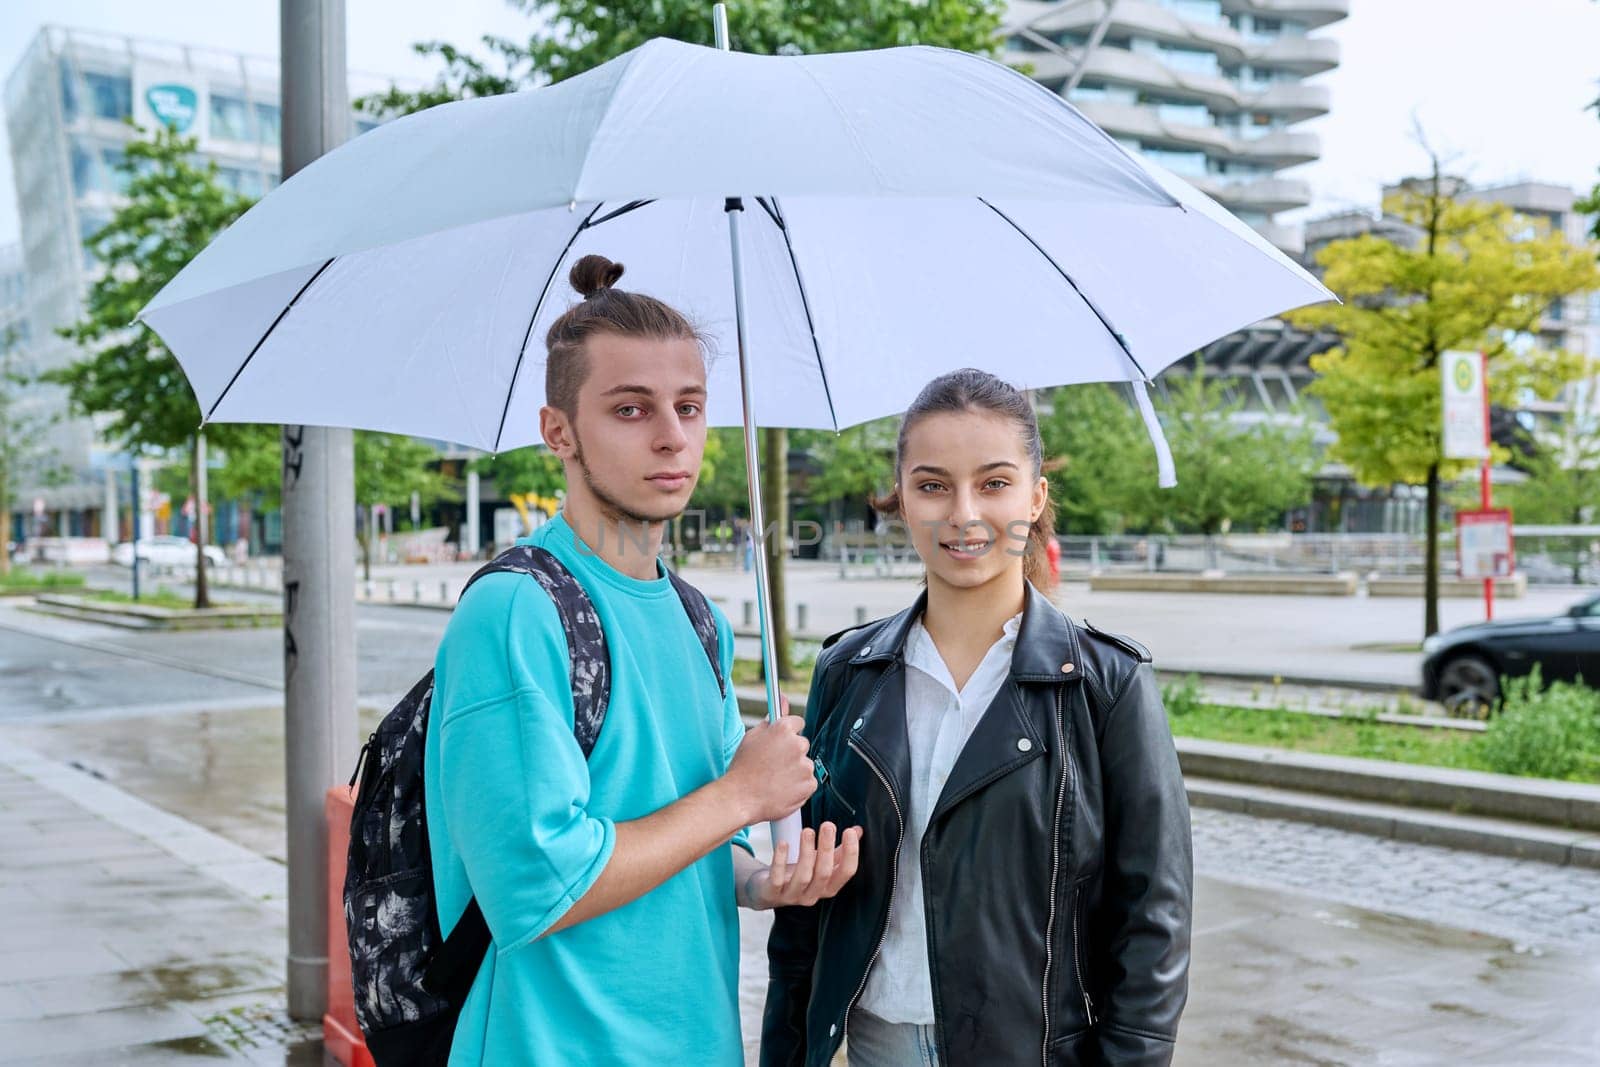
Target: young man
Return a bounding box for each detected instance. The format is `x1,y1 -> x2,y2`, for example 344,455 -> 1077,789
425,256 -> 861,1065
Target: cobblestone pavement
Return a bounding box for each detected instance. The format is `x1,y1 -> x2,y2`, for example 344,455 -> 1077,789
1190,807 -> 1600,949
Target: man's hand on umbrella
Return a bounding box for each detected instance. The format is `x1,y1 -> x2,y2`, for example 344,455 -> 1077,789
746,821 -> 864,909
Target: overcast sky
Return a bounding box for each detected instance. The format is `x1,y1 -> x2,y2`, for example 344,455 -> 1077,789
1,0 -> 1596,247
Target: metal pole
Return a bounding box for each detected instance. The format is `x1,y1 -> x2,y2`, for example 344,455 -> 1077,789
715,2 -> 800,857
465,469 -> 480,558
130,457 -> 141,601
280,0 -> 356,1021
1480,351 -> 1494,622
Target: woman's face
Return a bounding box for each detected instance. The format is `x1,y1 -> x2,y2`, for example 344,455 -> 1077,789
896,409 -> 1048,594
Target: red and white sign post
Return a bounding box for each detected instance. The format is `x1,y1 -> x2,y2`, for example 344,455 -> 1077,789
1444,351 -> 1511,620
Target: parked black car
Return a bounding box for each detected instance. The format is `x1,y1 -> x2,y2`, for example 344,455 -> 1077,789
1420,593 -> 1600,712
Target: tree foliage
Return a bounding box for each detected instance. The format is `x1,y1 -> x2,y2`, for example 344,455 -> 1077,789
1288,164 -> 1600,635
49,125 -> 260,605
1039,372 -> 1318,537
360,0 -> 1006,116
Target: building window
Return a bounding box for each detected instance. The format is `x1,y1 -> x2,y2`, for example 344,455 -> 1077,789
84,72 -> 133,121
101,147 -> 132,195
1141,146 -> 1208,177
1156,101 -> 1213,126
1157,0 -> 1223,23
58,61 -> 80,123
255,102 -> 281,145
79,212 -> 111,268
1159,46 -> 1220,78
215,165 -> 265,199
70,139 -> 104,196
210,93 -> 254,142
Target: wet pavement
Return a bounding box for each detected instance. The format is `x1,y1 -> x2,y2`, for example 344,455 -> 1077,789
5,587 -> 1600,1064
5,696 -> 1600,1064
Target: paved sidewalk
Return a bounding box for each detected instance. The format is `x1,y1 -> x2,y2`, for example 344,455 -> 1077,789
6,706 -> 1600,1065
0,739 -> 316,1065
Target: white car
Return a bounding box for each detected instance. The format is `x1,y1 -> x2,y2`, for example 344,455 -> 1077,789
111,536 -> 227,569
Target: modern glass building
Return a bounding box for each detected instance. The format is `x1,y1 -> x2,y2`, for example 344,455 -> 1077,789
1005,0 -> 1349,255
3,26 -> 389,542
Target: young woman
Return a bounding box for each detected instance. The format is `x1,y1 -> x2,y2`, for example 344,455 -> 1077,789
762,369 -> 1192,1067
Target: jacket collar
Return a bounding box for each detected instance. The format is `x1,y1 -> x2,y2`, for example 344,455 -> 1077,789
848,582 -> 1085,686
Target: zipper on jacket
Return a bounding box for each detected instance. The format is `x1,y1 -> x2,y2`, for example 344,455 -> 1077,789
1041,686 -> 1069,1066
841,734 -> 904,1057
1071,885 -> 1097,1026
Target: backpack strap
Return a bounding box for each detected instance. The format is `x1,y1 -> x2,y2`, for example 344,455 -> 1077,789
667,569 -> 726,699
462,544 -> 611,756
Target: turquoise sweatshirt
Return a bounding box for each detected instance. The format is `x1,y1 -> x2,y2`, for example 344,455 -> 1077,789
424,513 -> 750,1065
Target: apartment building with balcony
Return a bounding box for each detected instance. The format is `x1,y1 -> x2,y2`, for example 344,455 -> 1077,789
1005,0 -> 1348,255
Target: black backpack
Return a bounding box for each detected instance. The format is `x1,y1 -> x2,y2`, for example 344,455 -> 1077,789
343,543 -> 725,1066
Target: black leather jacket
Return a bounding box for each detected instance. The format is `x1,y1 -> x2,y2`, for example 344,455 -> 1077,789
762,584 -> 1192,1067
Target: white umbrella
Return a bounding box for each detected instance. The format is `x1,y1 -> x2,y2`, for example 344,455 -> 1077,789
139,14 -> 1332,845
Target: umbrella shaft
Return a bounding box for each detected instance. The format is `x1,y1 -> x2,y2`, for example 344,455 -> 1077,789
726,202 -> 784,722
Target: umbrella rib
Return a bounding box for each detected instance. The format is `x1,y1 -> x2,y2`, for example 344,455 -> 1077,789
588,199 -> 656,227
202,256 -> 336,425
759,196 -> 840,433
492,203 -> 605,454
976,197 -> 1154,383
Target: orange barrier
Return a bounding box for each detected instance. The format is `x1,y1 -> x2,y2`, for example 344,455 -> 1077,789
325,785 -> 375,1067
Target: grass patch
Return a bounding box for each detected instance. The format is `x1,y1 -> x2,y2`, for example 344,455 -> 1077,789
733,652 -> 818,692
81,586 -> 216,611
1350,641 -> 1424,654
1169,700 -> 1600,784
0,568 -> 86,590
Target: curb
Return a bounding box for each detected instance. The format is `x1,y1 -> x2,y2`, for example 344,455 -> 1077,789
1186,777 -> 1600,870
1176,737 -> 1600,832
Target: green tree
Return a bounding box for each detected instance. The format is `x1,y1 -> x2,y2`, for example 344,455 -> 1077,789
1038,374 -> 1316,538
471,446 -> 565,503
1499,411 -> 1600,583
50,124 -> 257,607
365,0 -> 1006,681
353,434 -> 459,579
1153,364 -> 1319,537
216,429 -> 456,580
793,417 -> 897,506
689,428 -> 750,516
1289,158 -> 1600,638
0,327 -> 62,576
1038,383 -> 1149,535
360,0 -> 1006,114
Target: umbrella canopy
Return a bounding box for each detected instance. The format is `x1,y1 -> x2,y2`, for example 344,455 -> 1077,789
139,38 -> 1331,453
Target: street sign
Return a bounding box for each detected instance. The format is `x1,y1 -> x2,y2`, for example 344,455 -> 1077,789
1442,350 -> 1488,460
1457,508 -> 1514,579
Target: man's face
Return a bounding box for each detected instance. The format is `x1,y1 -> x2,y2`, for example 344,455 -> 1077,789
540,332 -> 708,526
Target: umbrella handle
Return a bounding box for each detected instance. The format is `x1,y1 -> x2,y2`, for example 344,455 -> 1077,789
769,810 -> 803,858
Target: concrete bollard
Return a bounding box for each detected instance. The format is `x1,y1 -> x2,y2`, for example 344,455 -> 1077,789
796,603 -> 808,632
743,600 -> 754,628
856,606 -> 867,626
363,580 -> 373,599
412,580 -> 422,603
440,580 -> 450,603
385,578 -> 397,601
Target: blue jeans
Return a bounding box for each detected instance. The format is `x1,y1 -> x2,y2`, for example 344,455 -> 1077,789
847,1009 -> 940,1067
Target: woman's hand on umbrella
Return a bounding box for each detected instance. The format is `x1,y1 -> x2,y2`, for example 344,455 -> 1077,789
747,822 -> 863,909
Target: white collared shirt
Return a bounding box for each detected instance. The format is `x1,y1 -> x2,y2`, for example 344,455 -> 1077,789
858,610 -> 1023,1024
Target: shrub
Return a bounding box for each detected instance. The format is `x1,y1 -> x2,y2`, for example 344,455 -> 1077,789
1480,667 -> 1600,780
1162,673 -> 1204,719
